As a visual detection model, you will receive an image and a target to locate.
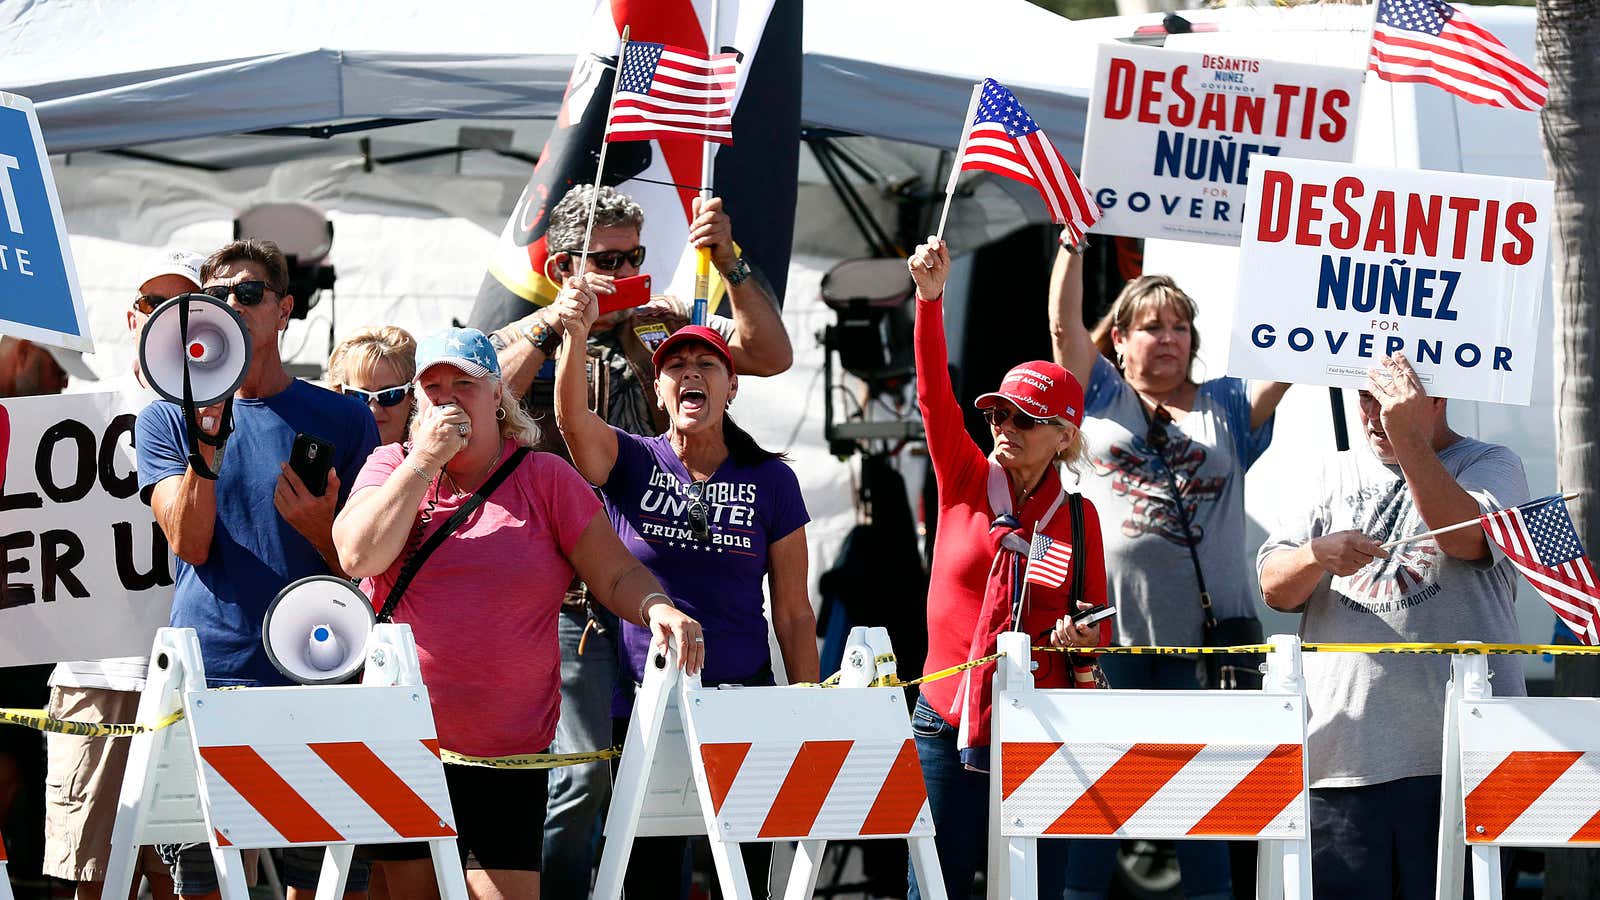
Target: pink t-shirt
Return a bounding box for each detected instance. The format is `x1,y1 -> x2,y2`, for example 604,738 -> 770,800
352,440 -> 601,757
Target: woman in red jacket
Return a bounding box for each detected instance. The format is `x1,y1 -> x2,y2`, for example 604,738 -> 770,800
906,237 -> 1110,900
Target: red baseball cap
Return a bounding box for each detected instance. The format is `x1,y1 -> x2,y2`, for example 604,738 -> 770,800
975,361 -> 1084,426
652,325 -> 735,374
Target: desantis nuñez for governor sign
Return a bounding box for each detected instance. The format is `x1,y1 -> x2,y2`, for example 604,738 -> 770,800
0,92 -> 92,352
1228,158 -> 1551,405
1081,43 -> 1362,245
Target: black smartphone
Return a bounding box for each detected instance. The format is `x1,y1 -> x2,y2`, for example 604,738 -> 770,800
1071,603 -> 1118,629
289,433 -> 335,497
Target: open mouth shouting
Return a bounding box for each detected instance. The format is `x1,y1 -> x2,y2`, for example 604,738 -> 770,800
678,386 -> 708,415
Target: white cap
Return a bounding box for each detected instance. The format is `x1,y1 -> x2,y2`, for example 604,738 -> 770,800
41,344 -> 99,382
139,249 -> 205,294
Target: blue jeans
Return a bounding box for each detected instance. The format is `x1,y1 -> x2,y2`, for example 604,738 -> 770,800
1061,655 -> 1231,900
541,606 -> 618,899
907,696 -> 1070,900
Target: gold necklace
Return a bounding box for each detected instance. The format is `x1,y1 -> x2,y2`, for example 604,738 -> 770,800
442,443 -> 504,496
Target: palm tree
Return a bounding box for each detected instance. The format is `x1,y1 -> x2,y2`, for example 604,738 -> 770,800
1538,0 -> 1600,895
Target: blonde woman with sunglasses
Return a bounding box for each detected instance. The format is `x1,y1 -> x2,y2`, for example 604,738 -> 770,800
329,326 -> 418,447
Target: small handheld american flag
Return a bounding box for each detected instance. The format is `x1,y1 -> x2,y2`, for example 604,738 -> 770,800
1025,533 -> 1074,590
606,41 -> 739,145
1480,495 -> 1600,646
1368,0 -> 1547,112
951,79 -> 1100,234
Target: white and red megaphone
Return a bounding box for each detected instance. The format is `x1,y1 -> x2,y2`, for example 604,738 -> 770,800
138,293 -> 252,479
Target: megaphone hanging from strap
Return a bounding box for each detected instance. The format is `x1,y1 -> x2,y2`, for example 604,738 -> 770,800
263,576 -> 376,684
138,293 -> 252,480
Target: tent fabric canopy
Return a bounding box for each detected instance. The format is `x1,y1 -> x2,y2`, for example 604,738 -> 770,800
0,0 -> 1099,158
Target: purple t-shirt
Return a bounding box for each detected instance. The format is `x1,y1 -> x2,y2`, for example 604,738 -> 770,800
603,428 -> 809,686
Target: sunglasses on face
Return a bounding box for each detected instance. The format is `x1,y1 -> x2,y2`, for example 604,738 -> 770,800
133,294 -> 169,315
563,246 -> 647,273
982,406 -> 1061,432
344,384 -> 411,408
685,479 -> 710,542
199,280 -> 281,307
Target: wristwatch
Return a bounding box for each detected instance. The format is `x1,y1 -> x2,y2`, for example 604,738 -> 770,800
1058,230 -> 1090,256
523,317 -> 563,354
723,256 -> 753,287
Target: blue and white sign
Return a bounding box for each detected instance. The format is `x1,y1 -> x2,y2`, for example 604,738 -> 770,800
0,92 -> 92,352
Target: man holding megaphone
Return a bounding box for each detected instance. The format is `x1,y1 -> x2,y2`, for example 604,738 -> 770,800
133,239 -> 379,900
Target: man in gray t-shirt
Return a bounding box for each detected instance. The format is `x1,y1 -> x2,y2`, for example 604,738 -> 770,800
1257,353 -> 1528,900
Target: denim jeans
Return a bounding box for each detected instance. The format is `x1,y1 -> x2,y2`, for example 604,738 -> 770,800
907,696 -> 1071,900
541,606 -> 618,899
1061,655 -> 1231,900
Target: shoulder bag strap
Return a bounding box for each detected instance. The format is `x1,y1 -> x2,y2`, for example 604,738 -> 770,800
1068,492 -> 1086,610
1142,405 -> 1216,629
377,447 -> 532,622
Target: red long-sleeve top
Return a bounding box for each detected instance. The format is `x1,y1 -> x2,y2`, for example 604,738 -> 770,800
915,295 -> 1110,725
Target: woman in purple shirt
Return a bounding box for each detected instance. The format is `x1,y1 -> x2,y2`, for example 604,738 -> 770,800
551,275 -> 817,897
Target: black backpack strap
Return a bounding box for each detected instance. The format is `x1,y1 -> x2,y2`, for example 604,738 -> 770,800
1068,491 -> 1086,610
377,447 -> 531,622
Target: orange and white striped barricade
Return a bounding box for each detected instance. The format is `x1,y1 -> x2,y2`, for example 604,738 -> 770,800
1435,648 -> 1600,900
594,627 -> 944,900
104,625 -> 469,900
990,632 -> 1314,900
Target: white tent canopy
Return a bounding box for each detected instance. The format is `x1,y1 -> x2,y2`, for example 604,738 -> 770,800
0,0 -> 1100,158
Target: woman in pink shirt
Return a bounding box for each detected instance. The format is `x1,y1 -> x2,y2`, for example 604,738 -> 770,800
333,327 -> 702,900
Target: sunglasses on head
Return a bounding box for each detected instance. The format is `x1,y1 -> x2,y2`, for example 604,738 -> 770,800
563,246 -> 647,273
982,406 -> 1062,432
685,479 -> 710,542
1145,405 -> 1174,452
344,384 -> 411,408
198,280 -> 281,307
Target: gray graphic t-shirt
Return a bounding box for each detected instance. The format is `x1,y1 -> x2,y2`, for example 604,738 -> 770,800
1257,438 -> 1529,788
1079,356 -> 1275,647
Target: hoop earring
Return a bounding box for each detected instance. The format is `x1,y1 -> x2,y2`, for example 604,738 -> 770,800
495,406 -> 507,421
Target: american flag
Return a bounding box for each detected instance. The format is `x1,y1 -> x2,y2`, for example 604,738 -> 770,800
606,41 -> 739,145
1480,496 -> 1600,646
1026,533 -> 1074,590
1368,0 -> 1547,112
956,79 -> 1100,233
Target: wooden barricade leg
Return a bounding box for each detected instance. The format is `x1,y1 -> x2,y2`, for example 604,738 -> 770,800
993,632 -> 1035,900
593,646 -> 683,900
782,840 -> 826,900
104,629 -> 206,900
1435,654 -> 1472,900
314,845 -> 355,900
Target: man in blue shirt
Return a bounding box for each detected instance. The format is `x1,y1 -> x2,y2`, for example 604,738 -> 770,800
134,239 -> 378,900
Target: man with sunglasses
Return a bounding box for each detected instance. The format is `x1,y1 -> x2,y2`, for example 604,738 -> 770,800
473,183 -> 792,898
35,250 -> 205,900
133,239 -> 379,900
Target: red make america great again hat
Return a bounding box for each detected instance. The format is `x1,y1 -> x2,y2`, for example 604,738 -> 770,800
974,361 -> 1084,426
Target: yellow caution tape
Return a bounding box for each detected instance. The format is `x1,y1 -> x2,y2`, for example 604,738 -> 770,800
1304,641 -> 1600,656
0,706 -> 184,738
1036,645 -> 1277,656
440,746 -> 621,770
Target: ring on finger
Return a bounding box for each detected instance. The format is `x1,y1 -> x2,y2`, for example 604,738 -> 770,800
456,423 -> 469,437
693,636 -> 705,643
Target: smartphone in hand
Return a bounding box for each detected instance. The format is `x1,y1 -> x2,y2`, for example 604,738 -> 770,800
1071,603 -> 1118,629
598,274 -> 652,315
289,433 -> 336,497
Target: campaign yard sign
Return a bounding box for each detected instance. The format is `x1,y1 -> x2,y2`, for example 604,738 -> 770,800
0,92 -> 92,352
1228,158 -> 1552,405
1081,43 -> 1363,245
0,390 -> 173,667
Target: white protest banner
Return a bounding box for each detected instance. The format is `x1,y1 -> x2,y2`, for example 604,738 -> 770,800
1227,157 -> 1552,405
0,389 -> 172,666
0,92 -> 93,352
1081,43 -> 1363,245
